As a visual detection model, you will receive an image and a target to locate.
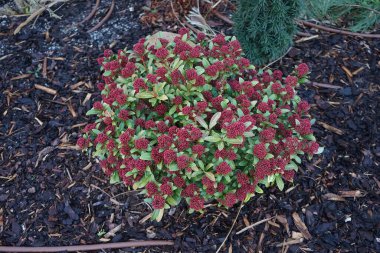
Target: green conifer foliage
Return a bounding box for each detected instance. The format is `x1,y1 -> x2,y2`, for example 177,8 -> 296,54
233,0 -> 302,65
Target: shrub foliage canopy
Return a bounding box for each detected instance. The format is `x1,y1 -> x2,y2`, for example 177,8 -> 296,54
233,0 -> 302,65
78,29 -> 321,221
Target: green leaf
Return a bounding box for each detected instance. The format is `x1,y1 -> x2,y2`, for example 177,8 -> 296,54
204,136 -> 221,142
166,196 -> 178,206
221,100 -> 228,109
150,209 -> 160,220
92,129 -> 101,135
285,161 -> 298,171
255,185 -> 264,194
225,136 -> 243,144
168,105 -> 177,115
291,154 -> 302,164
125,169 -> 137,177
103,70 -> 112,77
202,58 -> 210,68
209,112 -> 221,129
205,172 -> 216,182
303,134 -> 316,141
281,109 -> 290,113
155,82 -> 165,93
158,94 -> 168,101
265,153 -> 274,159
198,160 -> 205,170
169,163 -> 178,171
217,142 -> 224,150
140,152 -> 152,161
244,132 -> 254,137
195,116 -> 208,129
275,176 -> 284,191
110,171 -> 120,184
86,108 -> 100,116
136,92 -> 154,99
315,146 -> 324,154
238,160 -> 248,166
195,66 -> 205,75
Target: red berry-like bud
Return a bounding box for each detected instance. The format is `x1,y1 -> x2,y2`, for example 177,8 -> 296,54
152,195 -> 165,209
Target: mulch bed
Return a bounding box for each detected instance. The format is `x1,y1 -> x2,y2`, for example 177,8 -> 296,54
0,1 -> 379,252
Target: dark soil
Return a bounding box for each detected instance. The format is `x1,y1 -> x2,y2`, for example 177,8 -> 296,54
0,1 -> 379,252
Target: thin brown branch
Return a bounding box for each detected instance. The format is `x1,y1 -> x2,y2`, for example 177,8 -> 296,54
298,20 -> 380,39
211,9 -> 234,25
87,0 -> 115,33
80,0 -> 100,24
308,82 -> 342,89
13,0 -> 68,35
236,216 -> 275,235
215,203 -> 243,253
0,240 -> 174,252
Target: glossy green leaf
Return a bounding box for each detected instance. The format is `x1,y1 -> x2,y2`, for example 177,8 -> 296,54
136,92 -> 154,99
209,112 -> 221,129
275,175 -> 284,191
110,171 -> 120,184
204,136 -> 221,142
195,116 -> 208,129
140,152 -> 152,161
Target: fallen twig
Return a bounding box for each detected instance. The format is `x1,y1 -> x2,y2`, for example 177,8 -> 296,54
35,84 -> 57,95
216,203 -> 243,253
0,240 -> 174,252
257,215 -> 270,252
298,20 -> 380,39
80,0 -> 100,24
212,9 -> 233,25
339,190 -> 366,198
295,34 -> 319,43
14,0 -> 68,35
263,47 -> 292,70
10,74 -> 31,80
307,82 -> 342,89
88,0 -> 115,33
318,121 -> 344,135
275,238 -> 304,247
236,216 -> 274,235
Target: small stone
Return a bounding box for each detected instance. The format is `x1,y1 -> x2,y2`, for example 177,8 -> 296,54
339,87 -> 352,96
28,187 -> 36,194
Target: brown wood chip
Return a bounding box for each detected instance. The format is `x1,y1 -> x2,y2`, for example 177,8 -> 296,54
322,193 -> 346,202
339,190 -> 366,198
292,213 -> 312,240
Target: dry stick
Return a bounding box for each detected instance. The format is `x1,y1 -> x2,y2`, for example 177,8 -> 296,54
215,203 -> 243,253
87,0 -> 115,33
35,84 -> 57,95
0,241 -> 174,253
263,47 -> 292,70
307,82 -> 342,89
80,0 -> 100,24
298,20 -> 380,39
14,0 -> 68,34
212,9 -> 234,25
170,0 -> 186,28
235,216 -> 275,235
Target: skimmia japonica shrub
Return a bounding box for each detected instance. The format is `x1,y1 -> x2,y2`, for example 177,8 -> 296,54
77,29 -> 322,221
